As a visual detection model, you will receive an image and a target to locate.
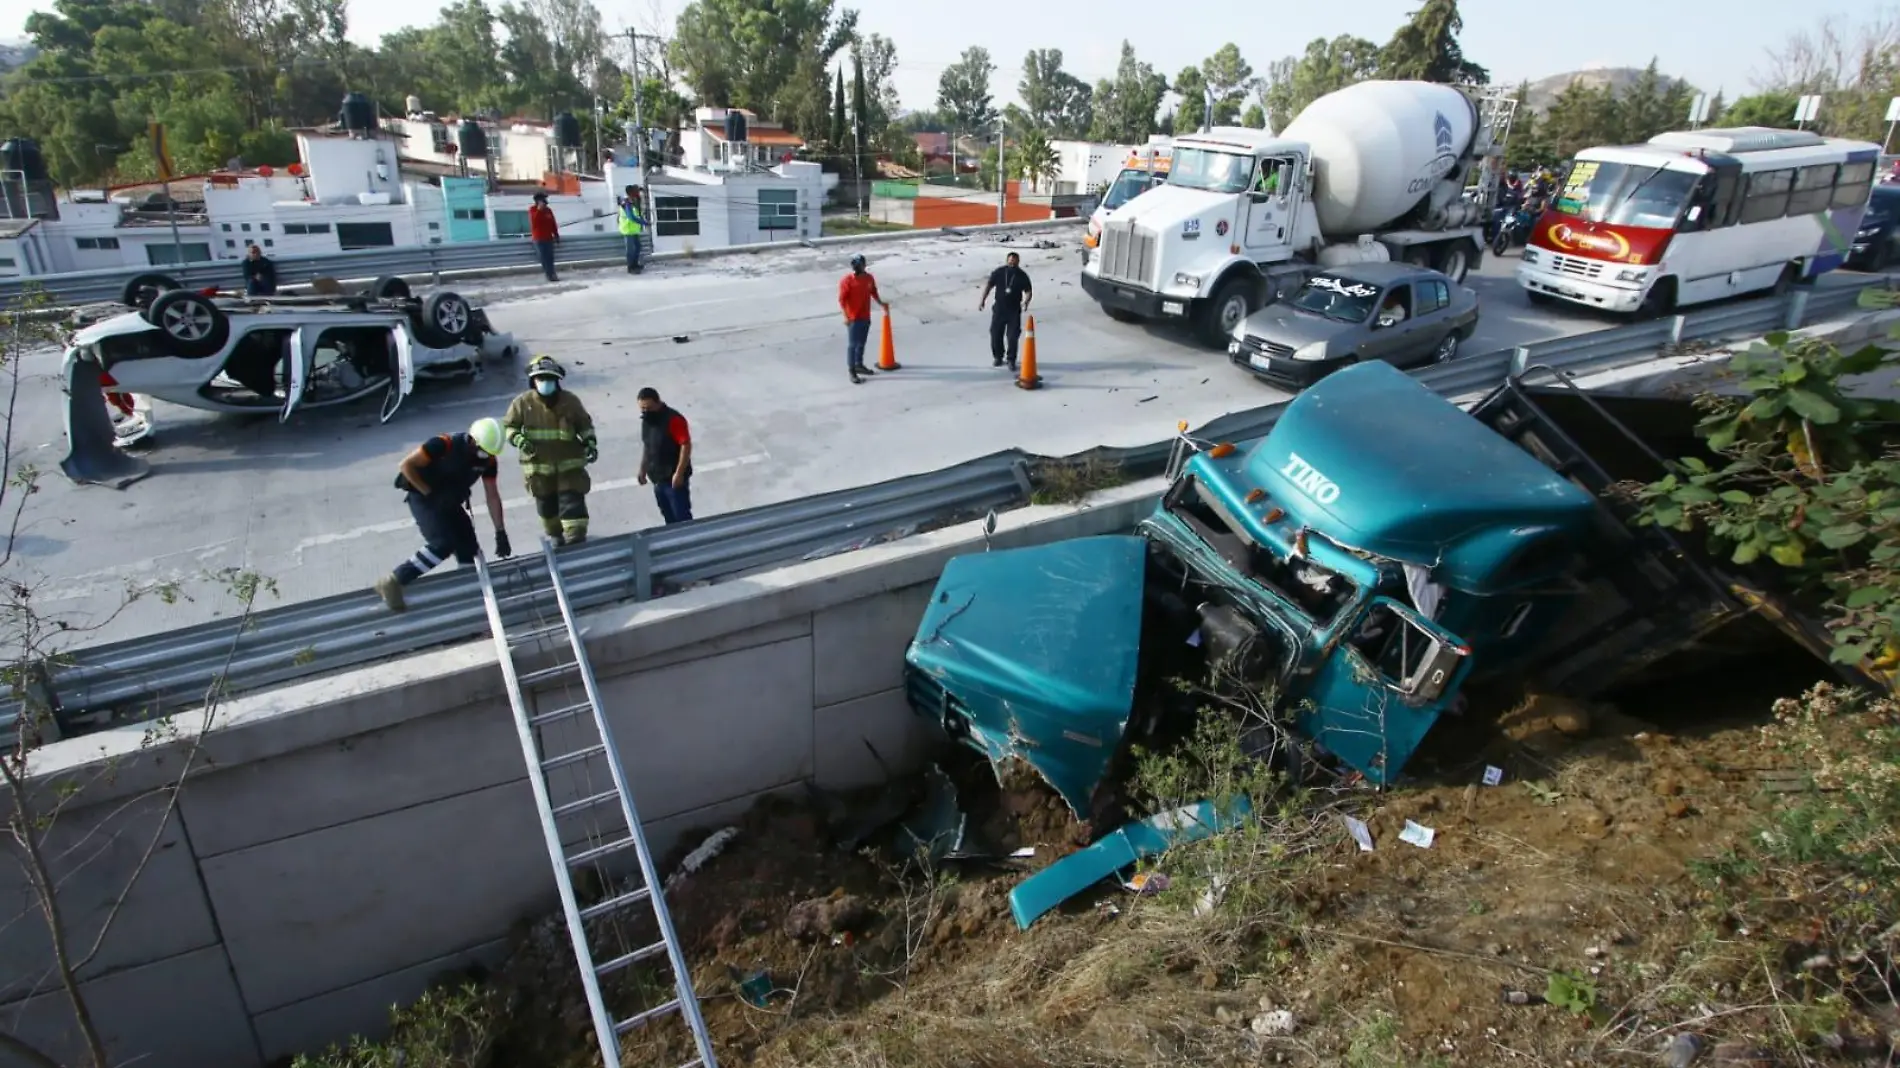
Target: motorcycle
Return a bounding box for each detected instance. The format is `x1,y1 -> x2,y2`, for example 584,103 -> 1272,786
1491,203 -> 1540,256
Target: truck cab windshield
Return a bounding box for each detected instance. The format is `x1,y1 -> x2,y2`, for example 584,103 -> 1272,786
1165,474 -> 1358,625
1169,148 -> 1254,194
1552,160 -> 1699,228
1103,169 -> 1157,210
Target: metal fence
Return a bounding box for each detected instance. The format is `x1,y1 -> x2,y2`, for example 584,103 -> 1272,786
3,280 -> 1890,746
0,218 -> 1085,312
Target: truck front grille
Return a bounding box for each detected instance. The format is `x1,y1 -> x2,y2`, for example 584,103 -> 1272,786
1098,222 -> 1157,287
1550,253 -> 1604,279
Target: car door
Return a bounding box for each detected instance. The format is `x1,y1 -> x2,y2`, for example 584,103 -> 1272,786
1297,596 -> 1473,784
1361,283 -> 1422,364
1406,279 -> 1452,366
380,325 -> 417,424
281,326 -> 314,423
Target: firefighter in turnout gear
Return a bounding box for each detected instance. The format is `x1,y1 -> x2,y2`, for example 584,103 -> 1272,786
502,355 -> 597,546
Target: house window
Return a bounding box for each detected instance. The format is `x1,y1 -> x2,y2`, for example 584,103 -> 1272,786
241,223 -> 251,231
758,188 -> 798,231
260,223 -> 271,232
428,221 -> 440,230
493,210 -> 532,238
263,239 -> 274,247
225,240 -> 235,248
656,195 -> 699,237
335,222 -> 395,249
452,208 -> 486,221
146,242 -> 213,265
283,222 -> 333,235
0,257 -> 15,268
75,237 -> 121,250
221,223 -> 232,232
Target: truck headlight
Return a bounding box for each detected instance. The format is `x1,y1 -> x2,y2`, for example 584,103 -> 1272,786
1521,248 -> 1540,265
1614,267 -> 1648,283
1173,272 -> 1202,289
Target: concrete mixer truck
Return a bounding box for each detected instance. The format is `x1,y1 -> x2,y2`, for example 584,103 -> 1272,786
1081,80 -> 1517,348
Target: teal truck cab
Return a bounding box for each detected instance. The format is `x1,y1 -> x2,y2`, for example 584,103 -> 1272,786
904,359 -> 1842,822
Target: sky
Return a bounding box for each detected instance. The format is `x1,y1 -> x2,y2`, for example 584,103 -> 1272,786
0,0 -> 1867,113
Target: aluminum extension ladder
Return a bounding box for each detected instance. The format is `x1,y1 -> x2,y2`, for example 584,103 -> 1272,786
474,538 -> 718,1068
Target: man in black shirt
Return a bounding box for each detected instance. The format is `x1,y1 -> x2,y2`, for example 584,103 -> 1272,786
242,243 -> 278,296
979,252 -> 1033,371
374,417 -> 513,611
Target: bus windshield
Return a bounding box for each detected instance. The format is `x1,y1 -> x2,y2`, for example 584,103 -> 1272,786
1553,160 -> 1700,228
1103,169 -> 1157,210
1169,148 -> 1254,194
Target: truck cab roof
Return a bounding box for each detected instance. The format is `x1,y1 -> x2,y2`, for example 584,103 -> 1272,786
1171,128 -> 1302,157
1238,361 -> 1598,591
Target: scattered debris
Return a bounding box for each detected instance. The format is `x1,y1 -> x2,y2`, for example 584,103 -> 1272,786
1343,814 -> 1375,851
672,334 -> 691,343
1010,796 -> 1253,929
1250,1009 -> 1297,1036
666,827 -> 739,890
1398,819 -> 1436,849
1483,764 -> 1504,786
1121,871 -> 1170,895
1660,1032 -> 1706,1068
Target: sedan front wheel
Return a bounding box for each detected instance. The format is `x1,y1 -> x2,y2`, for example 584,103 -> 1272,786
1431,331 -> 1460,364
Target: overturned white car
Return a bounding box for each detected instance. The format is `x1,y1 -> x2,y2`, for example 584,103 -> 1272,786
61,274 -> 519,486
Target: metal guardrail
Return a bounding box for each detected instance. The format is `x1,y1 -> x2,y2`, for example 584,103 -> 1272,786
2,280 -> 1889,746
0,218 -> 1085,312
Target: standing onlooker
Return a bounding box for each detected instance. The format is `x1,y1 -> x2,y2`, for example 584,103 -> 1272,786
838,253 -> 889,385
636,387 -> 695,524
528,192 -> 560,282
978,251 -> 1033,371
616,185 -> 647,274
242,242 -> 278,297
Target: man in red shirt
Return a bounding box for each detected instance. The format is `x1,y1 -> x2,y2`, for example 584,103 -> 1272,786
636,386 -> 695,523
837,253 -> 889,384
528,191 -> 560,282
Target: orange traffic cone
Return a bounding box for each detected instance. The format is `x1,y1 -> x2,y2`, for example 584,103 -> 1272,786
877,309 -> 901,371
1015,315 -> 1042,390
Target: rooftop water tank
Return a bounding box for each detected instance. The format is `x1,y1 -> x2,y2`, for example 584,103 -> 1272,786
340,92 -> 377,134
552,112 -> 582,149
457,119 -> 489,159
726,110 -> 749,143
0,138 -> 48,182
405,94 -> 422,116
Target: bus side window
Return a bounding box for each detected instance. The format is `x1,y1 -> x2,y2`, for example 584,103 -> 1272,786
1680,175 -> 1717,232
1710,169 -> 1743,228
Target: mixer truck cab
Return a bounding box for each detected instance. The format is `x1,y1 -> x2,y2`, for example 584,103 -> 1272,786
1081,80 -> 1507,350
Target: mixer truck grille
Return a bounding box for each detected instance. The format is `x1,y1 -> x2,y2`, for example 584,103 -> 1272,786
1098,222 -> 1157,287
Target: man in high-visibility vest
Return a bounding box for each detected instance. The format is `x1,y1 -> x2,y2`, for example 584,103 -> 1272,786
502,355 -> 597,546
617,185 -> 647,274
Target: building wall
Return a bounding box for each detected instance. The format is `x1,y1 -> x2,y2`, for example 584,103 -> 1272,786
440,177 -> 490,243
295,136 -> 402,204
0,485 -> 1159,1068
913,181 -> 1052,228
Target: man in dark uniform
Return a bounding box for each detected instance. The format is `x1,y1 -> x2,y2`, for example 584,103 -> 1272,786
979,251 -> 1033,371
636,387 -> 694,524
374,416 -> 513,612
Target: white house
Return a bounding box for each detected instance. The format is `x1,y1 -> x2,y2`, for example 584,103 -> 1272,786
680,108 -> 807,173
613,157 -> 828,252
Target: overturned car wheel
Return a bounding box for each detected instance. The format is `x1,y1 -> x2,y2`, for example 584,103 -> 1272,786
146,290 -> 230,358
121,272 -> 182,311
415,291 -> 472,348
364,275 -> 413,301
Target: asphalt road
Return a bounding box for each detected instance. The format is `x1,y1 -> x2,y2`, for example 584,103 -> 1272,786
1,227 -> 1885,646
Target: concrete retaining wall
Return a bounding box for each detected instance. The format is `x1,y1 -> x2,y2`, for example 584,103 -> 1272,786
0,480 -> 1163,1068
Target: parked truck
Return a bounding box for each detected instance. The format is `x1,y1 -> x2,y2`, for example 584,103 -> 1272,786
903,359 -> 1861,825
1080,81 -> 1516,349
1082,141 -> 1173,258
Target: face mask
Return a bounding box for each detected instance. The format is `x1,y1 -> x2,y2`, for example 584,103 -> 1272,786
536,380 -> 557,397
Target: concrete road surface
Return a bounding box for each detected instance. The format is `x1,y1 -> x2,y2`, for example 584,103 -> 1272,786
1,226 -> 1885,646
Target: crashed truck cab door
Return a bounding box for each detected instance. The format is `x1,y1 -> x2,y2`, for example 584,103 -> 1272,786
380,326 -> 417,424
282,327 -> 316,423
1302,594 -> 1472,784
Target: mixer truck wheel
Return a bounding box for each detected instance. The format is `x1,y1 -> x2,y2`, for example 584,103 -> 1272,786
1198,278 -> 1255,349
1440,244 -> 1472,283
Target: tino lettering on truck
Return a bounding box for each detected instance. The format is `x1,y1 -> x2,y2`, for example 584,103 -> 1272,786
1281,452 -> 1342,504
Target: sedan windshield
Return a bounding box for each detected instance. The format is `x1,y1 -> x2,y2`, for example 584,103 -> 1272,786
1103,170 -> 1156,210
1553,160 -> 1699,228
1168,148 -> 1254,194
1289,274 -> 1383,323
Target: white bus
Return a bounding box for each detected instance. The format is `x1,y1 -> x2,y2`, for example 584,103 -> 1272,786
1515,127 -> 1881,317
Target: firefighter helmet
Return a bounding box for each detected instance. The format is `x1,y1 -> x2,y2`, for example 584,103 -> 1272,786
526,355 -> 566,382
469,417 -> 505,456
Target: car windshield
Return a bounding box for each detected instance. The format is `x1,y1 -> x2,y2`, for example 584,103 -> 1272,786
1168,147 -> 1254,194
1552,160 -> 1699,228
1289,274 -> 1383,323
1871,186 -> 1900,216
1103,170 -> 1155,210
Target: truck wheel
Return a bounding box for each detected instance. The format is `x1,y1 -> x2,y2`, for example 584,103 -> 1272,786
1439,243 -> 1473,283
1198,277 -> 1254,349
122,273 -> 182,310
1103,305 -> 1144,324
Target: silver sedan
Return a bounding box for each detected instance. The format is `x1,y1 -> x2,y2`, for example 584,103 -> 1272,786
1229,261 -> 1482,391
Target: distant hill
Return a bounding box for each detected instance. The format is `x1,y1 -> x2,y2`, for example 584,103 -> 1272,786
0,40 -> 38,74
1521,67 -> 1692,113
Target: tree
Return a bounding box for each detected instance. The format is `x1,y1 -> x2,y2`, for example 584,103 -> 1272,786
937,45 -> 997,133
1017,48 -> 1092,138
830,65 -> 846,151
1200,43 -> 1254,126
1,301 -> 273,1068
1241,103 -> 1266,128
1011,128 -> 1060,189
1173,66 -> 1207,133
852,33 -> 902,151
669,0 -> 856,123
1258,34 -> 1380,132
1723,90 -> 1802,129
1750,12 -> 1900,141
1378,0 -> 1487,85
1617,58 -> 1684,144
850,49 -> 869,175
1088,40 -> 1168,143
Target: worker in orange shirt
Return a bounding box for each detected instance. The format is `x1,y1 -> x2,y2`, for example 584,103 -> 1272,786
528,191 -> 560,282
838,253 -> 889,385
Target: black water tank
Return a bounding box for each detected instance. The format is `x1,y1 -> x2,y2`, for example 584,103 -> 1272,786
339,92 -> 376,133
0,138 -> 48,182
552,112 -> 582,149
457,119 -> 489,158
726,110 -> 748,143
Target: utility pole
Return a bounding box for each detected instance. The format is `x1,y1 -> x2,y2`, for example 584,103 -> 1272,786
624,29 -> 646,182
853,119 -> 865,221
996,112 -> 1005,224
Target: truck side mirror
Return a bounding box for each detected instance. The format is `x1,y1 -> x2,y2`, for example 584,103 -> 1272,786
1399,637 -> 1465,702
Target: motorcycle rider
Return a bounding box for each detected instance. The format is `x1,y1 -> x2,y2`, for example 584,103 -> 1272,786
502,355 -> 598,547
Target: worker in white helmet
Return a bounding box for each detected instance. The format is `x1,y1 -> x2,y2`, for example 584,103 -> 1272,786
374,416 -> 513,612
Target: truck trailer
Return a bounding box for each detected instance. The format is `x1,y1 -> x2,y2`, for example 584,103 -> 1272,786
1080,81 -> 1517,348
